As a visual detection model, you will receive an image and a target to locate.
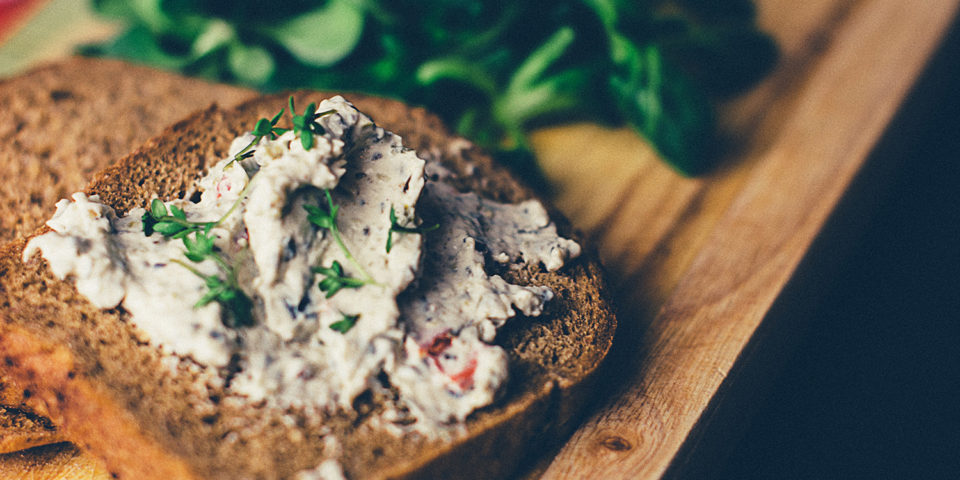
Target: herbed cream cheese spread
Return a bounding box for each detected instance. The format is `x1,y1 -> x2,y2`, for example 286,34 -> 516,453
23,96 -> 581,432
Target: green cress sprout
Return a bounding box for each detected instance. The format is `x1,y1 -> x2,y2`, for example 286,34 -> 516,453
172,258 -> 254,329
329,313 -> 359,333
311,260 -> 366,298
305,190 -> 377,290
289,96 -> 335,150
386,205 -> 438,253
141,96 -> 335,327
224,107 -> 287,168
143,200 -> 253,328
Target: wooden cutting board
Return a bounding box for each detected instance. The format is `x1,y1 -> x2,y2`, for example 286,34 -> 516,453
529,0 -> 960,477
0,0 -> 957,478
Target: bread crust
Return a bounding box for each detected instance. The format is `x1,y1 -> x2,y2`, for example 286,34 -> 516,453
0,91 -> 616,479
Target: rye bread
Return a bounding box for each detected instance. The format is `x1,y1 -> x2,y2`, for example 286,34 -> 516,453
0,91 -> 616,479
0,56 -> 254,244
0,56 -> 254,454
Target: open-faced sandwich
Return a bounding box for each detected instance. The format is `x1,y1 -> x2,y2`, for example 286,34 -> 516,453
0,89 -> 615,479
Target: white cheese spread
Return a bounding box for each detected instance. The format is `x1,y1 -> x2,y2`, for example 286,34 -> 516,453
23,96 -> 580,433
295,459 -> 347,480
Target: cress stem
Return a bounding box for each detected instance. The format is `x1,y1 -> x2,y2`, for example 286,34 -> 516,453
214,176 -> 257,227
324,189 -> 377,285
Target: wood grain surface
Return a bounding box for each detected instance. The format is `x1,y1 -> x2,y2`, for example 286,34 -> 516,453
0,0 -> 957,478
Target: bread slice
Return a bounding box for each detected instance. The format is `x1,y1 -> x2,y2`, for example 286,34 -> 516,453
0,91 -> 616,479
0,56 -> 254,453
0,56 -> 254,244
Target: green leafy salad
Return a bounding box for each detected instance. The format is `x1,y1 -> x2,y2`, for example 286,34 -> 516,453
82,0 -> 776,176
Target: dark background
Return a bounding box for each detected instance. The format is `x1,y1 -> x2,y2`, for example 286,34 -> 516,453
717,15 -> 960,480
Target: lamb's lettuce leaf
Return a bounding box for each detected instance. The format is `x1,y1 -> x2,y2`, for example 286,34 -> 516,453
82,0 -> 777,177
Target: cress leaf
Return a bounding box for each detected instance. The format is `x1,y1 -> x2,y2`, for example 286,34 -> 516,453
150,198 -> 167,219
261,0 -> 365,68
270,108 -> 284,125
252,118 -> 274,137
305,213 -> 332,230
195,287 -> 221,308
386,205 -> 438,253
329,314 -> 358,333
303,205 -> 323,217
205,275 -> 223,290
319,280 -> 342,298
154,221 -> 186,237
169,204 -> 186,220
220,288 -> 238,302
182,241 -> 202,263
301,130 -> 314,150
